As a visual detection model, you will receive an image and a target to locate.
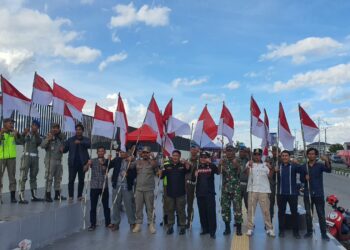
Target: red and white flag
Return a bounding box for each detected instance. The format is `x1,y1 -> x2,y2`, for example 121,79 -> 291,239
144,95 -> 164,145
164,98 -> 191,137
262,109 -> 270,158
250,96 -> 265,139
92,104 -> 114,139
32,72 -> 53,106
193,105 -> 218,147
278,102 -> 295,150
161,99 -> 175,156
115,93 -> 128,151
1,75 -> 31,118
299,105 -> 319,143
63,103 -> 75,133
217,102 -> 234,145
52,82 -> 86,121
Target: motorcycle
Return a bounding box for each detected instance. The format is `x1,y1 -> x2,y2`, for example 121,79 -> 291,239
326,194 -> 350,242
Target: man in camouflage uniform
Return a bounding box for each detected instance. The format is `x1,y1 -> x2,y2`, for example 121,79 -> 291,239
238,146 -> 249,210
220,145 -> 243,236
41,123 -> 67,202
18,120 -> 43,204
186,143 -> 199,228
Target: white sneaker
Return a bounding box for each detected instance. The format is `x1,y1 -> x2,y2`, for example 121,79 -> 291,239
267,229 -> 275,237
246,229 -> 253,236
149,223 -> 156,234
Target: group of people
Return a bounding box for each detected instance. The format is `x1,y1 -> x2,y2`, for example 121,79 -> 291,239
0,118 -> 332,241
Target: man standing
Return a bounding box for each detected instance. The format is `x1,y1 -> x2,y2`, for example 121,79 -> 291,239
186,143 -> 199,228
220,145 -> 243,236
275,150 -> 303,239
41,123 -> 66,202
161,150 -> 190,235
195,151 -> 219,239
110,147 -> 136,231
63,123 -> 91,201
238,145 -> 249,210
246,149 -> 275,237
267,146 -> 280,223
0,118 -> 20,203
301,148 -> 331,241
84,146 -> 111,231
131,146 -> 158,234
18,120 -> 43,204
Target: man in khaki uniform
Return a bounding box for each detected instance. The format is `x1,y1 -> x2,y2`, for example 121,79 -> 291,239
186,143 -> 199,228
0,118 -> 20,203
41,123 -> 67,202
132,146 -> 158,234
18,120 -> 42,204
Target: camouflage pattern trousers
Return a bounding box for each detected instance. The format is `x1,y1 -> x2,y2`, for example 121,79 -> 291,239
221,189 -> 243,224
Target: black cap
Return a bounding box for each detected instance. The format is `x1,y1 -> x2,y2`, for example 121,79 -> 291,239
225,145 -> 235,151
253,148 -> 263,155
199,151 -> 210,158
3,118 -> 15,123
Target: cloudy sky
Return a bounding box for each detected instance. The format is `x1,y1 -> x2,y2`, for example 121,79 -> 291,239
1,0 -> 350,147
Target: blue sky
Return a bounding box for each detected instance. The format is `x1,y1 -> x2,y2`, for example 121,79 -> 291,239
1,0 -> 350,147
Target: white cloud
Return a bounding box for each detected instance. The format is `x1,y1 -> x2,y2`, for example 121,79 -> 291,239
0,3 -> 101,75
111,32 -> 121,43
110,3 -> 171,28
181,40 -> 189,44
273,63 -> 350,92
330,108 -> 350,116
200,93 -> 225,103
98,52 -> 128,71
80,0 -> 94,5
172,77 -> 208,88
223,81 -> 240,90
261,37 -> 343,64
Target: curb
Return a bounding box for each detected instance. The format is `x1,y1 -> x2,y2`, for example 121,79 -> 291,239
332,170 -> 350,178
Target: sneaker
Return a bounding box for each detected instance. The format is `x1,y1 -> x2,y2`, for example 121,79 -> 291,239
132,224 -> 141,233
246,229 -> 253,236
322,234 -> 330,241
210,233 -> 216,239
304,232 -> 313,238
167,226 -> 174,235
179,228 -> 186,235
130,224 -> 135,231
68,197 -> 74,203
293,232 -> 301,239
267,229 -> 276,237
149,223 -> 156,234
88,225 -> 96,231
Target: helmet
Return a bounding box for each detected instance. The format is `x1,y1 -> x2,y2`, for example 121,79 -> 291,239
326,194 -> 338,206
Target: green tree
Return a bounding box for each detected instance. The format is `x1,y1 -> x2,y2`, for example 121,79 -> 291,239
329,143 -> 344,153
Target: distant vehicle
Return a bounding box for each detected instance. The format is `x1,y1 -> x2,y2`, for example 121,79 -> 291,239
331,155 -> 344,164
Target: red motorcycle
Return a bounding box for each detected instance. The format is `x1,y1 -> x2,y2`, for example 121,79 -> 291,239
326,195 -> 350,242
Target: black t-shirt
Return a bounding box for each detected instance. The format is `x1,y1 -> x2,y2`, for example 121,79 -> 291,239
196,163 -> 219,197
163,162 -> 188,198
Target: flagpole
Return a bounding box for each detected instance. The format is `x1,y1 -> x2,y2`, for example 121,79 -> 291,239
27,72 -> 36,128
298,103 -> 316,240
218,102 -> 225,231
0,75 -> 4,203
188,121 -> 197,230
249,95 -> 254,232
274,105 -> 280,228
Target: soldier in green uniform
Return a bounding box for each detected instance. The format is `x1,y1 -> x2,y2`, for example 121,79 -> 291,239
18,120 -> 43,204
41,123 -> 67,202
219,145 -> 243,236
186,143 -> 199,228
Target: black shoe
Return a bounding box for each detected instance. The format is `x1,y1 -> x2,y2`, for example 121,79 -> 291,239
223,222 -> 231,235
210,233 -> 216,239
179,228 -> 186,235
88,225 -> 96,231
322,234 -> 330,241
18,197 -> 29,204
200,230 -> 209,235
293,232 -> 301,239
304,232 -> 313,238
45,192 -> 53,202
54,191 -> 67,201
167,226 -> 174,235
10,191 -> 17,203
236,224 -> 242,236
279,231 -> 285,238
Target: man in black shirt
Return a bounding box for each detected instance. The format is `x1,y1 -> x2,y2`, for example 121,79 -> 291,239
161,150 -> 190,235
195,151 -> 219,239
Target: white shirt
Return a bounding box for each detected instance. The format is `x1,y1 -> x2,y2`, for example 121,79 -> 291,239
246,162 -> 271,193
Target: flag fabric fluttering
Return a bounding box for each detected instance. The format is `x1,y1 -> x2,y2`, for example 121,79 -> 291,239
193,105 -> 218,148
144,95 -> 164,145
162,99 -> 175,156
115,94 -> 129,151
32,72 -> 53,106
52,82 -> 86,120
217,102 -> 234,145
91,104 -> 114,139
250,96 -> 265,139
299,105 -> 320,143
63,103 -> 75,133
262,109 -> 270,159
278,102 -> 295,150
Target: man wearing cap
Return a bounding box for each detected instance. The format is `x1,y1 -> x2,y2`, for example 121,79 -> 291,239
238,145 -> 249,210
41,123 -> 67,202
186,142 -> 199,228
220,145 -> 243,236
160,150 -> 190,235
0,118 -> 20,203
195,151 -> 219,239
18,120 -> 43,203
131,146 -> 158,234
109,147 -> 137,231
246,148 -> 275,237
63,123 -> 91,201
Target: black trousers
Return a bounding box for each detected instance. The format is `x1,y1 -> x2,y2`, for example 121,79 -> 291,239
68,165 -> 85,198
197,195 -> 216,235
277,194 -> 299,233
269,182 -> 276,221
304,195 -> 327,235
90,188 -> 111,226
